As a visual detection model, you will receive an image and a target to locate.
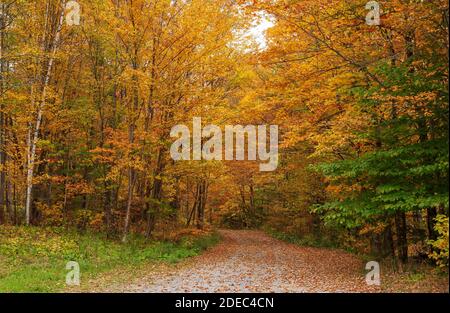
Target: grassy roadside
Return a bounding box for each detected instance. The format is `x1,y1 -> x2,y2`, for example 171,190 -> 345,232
0,226 -> 220,293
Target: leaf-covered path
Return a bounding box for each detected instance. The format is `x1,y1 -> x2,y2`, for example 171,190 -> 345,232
105,230 -> 378,293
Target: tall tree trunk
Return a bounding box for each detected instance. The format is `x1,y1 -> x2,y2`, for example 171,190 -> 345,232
25,1 -> 66,225
196,182 -> 205,230
0,1 -> 7,225
395,211 -> 408,264
122,164 -> 135,242
196,180 -> 208,230
145,148 -> 164,238
122,87 -> 139,242
187,184 -> 199,227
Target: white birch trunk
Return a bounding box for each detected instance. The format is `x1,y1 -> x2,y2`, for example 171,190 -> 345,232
25,1 -> 66,225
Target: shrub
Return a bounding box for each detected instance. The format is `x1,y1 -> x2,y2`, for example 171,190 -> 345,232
428,215 -> 449,268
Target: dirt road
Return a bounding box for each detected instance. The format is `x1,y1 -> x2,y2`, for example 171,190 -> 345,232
111,230 -> 377,293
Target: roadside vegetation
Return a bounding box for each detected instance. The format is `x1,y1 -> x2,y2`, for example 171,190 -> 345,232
264,227 -> 448,293
0,226 -> 220,292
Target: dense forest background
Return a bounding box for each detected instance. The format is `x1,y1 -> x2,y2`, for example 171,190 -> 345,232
0,0 -> 448,270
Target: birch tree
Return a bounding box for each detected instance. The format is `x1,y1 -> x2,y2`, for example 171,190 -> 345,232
25,0 -> 66,225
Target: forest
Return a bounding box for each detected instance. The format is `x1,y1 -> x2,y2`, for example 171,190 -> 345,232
0,0 -> 448,292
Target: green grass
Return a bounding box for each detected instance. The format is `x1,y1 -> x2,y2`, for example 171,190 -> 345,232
0,226 -> 220,293
407,272 -> 426,283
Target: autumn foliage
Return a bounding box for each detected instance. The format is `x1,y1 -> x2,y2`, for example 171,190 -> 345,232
0,0 -> 448,269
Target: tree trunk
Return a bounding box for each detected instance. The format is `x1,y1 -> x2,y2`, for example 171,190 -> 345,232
145,148 -> 164,238
395,211 -> 408,264
196,182 -> 205,230
0,1 -> 6,225
122,93 -> 138,242
122,165 -> 135,242
187,184 -> 199,227
427,208 -> 438,241
196,180 -> 208,230
25,1 -> 66,225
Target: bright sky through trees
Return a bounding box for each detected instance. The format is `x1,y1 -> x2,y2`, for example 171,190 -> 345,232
246,13 -> 275,49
